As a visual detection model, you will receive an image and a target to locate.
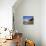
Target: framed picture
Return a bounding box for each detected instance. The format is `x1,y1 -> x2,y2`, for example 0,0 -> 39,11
23,16 -> 34,25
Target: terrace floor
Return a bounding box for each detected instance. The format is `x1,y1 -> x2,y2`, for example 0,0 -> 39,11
0,39 -> 16,46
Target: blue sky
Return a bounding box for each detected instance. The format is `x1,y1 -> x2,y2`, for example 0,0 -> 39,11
23,16 -> 33,20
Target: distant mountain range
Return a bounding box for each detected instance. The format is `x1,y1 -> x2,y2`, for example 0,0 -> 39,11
23,17 -> 33,24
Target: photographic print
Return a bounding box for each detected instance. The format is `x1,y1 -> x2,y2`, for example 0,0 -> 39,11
23,16 -> 34,25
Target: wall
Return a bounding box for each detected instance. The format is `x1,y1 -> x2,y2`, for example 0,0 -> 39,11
13,0 -> 41,46
41,0 -> 46,46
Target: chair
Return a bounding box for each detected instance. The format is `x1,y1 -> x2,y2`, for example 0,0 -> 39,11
14,33 -> 23,46
25,40 -> 35,46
